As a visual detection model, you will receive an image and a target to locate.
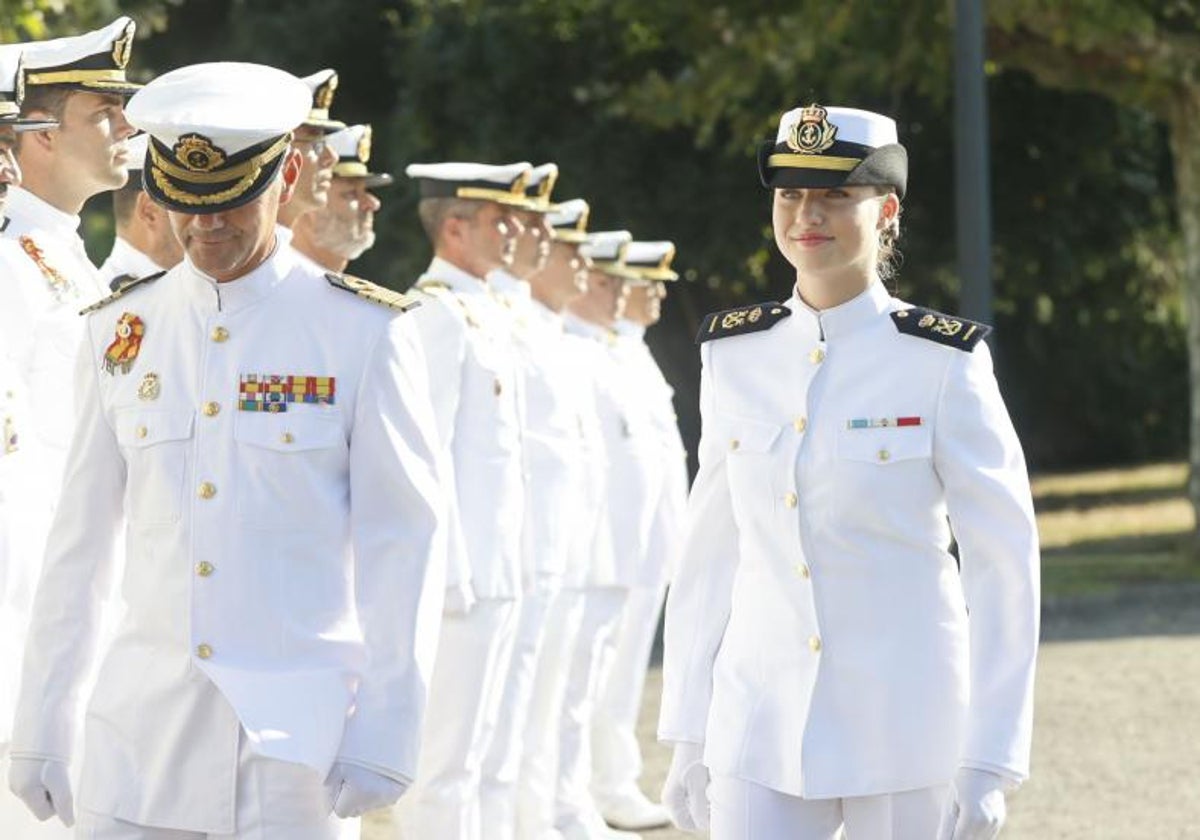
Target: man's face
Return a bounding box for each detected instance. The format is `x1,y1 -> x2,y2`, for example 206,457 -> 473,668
462,201 -> 518,271
308,177 -> 380,260
587,269 -> 629,324
44,92 -> 135,193
167,151 -> 298,282
624,280 -> 666,327
510,208 -> 552,278
288,125 -> 337,214
0,126 -> 21,212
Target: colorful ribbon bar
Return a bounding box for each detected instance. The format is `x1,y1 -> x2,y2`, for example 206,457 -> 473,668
846,416 -> 923,430
238,374 -> 336,412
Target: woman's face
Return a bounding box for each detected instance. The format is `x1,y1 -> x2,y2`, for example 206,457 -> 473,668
772,185 -> 896,281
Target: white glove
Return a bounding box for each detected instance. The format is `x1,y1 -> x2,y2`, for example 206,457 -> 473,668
660,741 -> 710,832
936,768 -> 1015,840
8,757 -> 75,826
443,580 -> 476,616
327,762 -> 409,818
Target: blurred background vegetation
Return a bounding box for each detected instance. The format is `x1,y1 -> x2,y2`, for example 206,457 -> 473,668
1,0 -> 1190,475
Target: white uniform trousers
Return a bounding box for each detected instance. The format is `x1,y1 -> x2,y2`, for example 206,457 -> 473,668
515,589 -> 585,839
72,735 -> 360,840
590,583 -> 666,805
0,744 -> 73,839
709,776 -> 949,840
479,588 -> 556,840
553,588 -> 627,829
392,598 -> 520,840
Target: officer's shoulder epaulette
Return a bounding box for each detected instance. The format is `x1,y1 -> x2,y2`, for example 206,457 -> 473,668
326,272 -> 422,313
890,306 -> 991,352
80,270 -> 166,316
696,301 -> 791,345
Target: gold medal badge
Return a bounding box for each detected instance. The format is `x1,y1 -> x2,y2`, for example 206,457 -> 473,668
173,134 -> 227,173
103,312 -> 146,375
787,104 -> 838,154
137,371 -> 161,401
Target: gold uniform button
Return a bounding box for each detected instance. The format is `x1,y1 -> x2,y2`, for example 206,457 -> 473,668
878,449 -> 891,462
808,636 -> 822,653
196,643 -> 213,660
198,482 -> 217,499
784,491 -> 798,508
136,425 -> 148,439
793,416 -> 808,433
796,563 -> 811,579
195,561 -> 214,577
202,401 -> 220,417
493,379 -> 503,397
729,439 -> 740,451
809,348 -> 826,364
211,326 -> 229,343
280,432 -> 294,445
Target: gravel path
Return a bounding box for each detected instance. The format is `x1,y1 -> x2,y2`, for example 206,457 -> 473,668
367,583 -> 1200,839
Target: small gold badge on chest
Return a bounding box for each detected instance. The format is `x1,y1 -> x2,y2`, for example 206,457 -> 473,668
137,372 -> 161,401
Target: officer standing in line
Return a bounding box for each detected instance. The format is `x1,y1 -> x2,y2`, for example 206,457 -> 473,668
99,132 -> 184,288
291,124 -> 392,273
394,161 -> 531,840
275,68 -> 342,234
0,45 -> 73,840
478,162 -> 565,839
1,17 -> 139,300
7,62 -> 446,839
555,229 -> 648,840
591,242 -> 687,833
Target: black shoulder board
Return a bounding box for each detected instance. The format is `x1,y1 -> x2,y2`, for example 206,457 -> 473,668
891,307 -> 991,352
80,270 -> 166,316
109,273 -> 136,292
327,272 -> 422,313
696,301 -> 791,345
0,216 -> 9,233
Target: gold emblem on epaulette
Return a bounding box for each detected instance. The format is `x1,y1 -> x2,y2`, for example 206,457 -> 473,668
174,134 -> 226,173
721,309 -> 748,329
357,127 -> 372,164
316,75 -> 337,110
788,104 -> 837,154
112,20 -> 135,69
14,56 -> 25,106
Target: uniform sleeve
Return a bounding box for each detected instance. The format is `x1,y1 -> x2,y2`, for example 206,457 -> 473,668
657,342 -> 740,745
409,299 -> 471,593
934,341 -> 1040,782
337,316 -> 447,780
10,322 -> 125,762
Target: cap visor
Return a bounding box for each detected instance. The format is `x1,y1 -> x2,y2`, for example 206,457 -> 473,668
143,152 -> 286,215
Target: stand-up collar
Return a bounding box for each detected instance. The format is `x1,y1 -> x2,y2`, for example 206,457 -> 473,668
4,186 -> 83,236
106,236 -> 165,278
423,256 -> 487,296
615,319 -> 647,341
788,280 -> 891,340
563,311 -> 615,343
181,234 -> 293,314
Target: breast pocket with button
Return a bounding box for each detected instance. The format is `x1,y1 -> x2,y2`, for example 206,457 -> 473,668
723,415 -> 784,525
233,409 -> 347,529
835,422 -> 939,526
114,407 -> 195,526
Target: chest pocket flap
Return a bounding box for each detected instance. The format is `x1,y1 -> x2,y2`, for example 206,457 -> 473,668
234,409 -> 345,452
115,408 -> 195,448
837,423 -> 932,464
724,415 -> 783,454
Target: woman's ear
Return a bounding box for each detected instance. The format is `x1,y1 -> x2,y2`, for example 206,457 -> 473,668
877,192 -> 900,229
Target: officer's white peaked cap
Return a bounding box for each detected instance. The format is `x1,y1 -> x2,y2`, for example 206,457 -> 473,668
406,161 -> 533,207
547,198 -> 590,243
20,16 -> 141,95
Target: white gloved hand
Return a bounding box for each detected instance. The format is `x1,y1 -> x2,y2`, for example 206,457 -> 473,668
327,762 -> 409,818
443,580 -> 476,616
660,741 -> 710,832
936,768 -> 1015,840
8,757 -> 75,826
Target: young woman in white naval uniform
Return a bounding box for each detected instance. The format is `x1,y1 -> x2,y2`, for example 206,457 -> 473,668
657,104 -> 1040,840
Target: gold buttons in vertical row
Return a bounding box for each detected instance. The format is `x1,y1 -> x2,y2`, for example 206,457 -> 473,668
793,416 -> 807,433
808,348 -> 825,364
210,326 -> 229,343
794,563 -> 810,579
729,439 -> 740,451
197,482 -> 217,500
195,561 -> 214,577
784,491 -> 798,508
202,401 -> 220,417
808,636 -> 822,653
196,643 -> 213,659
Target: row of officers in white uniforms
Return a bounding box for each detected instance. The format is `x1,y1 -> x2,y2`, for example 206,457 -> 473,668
0,17 -> 690,840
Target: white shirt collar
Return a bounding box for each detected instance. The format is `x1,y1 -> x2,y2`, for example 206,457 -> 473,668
789,280 -> 891,339
103,236 -> 165,281
423,256 -> 487,296
3,186 -> 82,236
181,233 -> 294,314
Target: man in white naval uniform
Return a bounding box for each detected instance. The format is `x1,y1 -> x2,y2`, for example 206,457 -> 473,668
0,47 -> 74,840
99,133 -> 184,288
393,161 -> 531,840
478,162 -> 568,840
291,124 -> 391,274
555,230 -> 654,840
591,242 -> 687,832
7,62 -> 446,839
276,69 -> 343,234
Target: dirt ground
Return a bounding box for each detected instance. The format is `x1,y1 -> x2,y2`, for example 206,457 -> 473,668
366,583 -> 1200,839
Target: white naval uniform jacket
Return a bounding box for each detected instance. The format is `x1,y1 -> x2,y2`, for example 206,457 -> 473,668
564,316 -> 661,588
10,244 -> 447,833
98,236 -> 166,290
658,282 -> 1039,799
615,322 -> 689,587
410,258 -> 525,600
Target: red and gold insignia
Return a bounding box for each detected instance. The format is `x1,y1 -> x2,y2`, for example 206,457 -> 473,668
787,104 -> 838,154
19,235 -> 75,302
238,374 -> 336,412
173,133 -> 226,173
103,312 -> 145,375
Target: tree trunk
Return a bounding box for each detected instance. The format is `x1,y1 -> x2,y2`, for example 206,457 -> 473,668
1167,87 -> 1200,558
